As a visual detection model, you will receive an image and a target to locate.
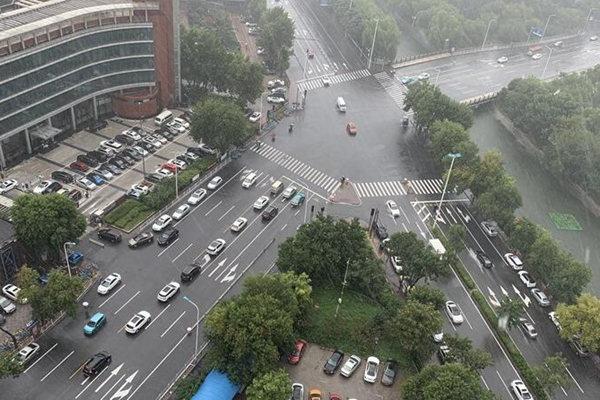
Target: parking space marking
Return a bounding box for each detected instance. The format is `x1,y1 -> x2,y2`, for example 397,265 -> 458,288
157,238 -> 180,257
23,342 -> 58,373
160,311 -> 186,338
171,243 -> 193,263
76,367 -> 108,398
145,304 -> 171,330
204,200 -> 222,216
99,284 -> 126,308
40,350 -> 74,382
114,290 -> 140,315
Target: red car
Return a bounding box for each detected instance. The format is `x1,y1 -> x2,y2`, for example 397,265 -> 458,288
161,163 -> 179,173
288,339 -> 307,364
329,394 -> 342,400
70,161 -> 89,172
346,122 -> 357,135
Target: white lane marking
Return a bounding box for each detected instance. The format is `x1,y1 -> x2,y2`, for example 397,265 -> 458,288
80,376 -> 89,386
145,304 -> 171,330
204,200 -> 222,216
157,238 -> 180,257
100,374 -> 125,400
24,342 -> 57,373
171,243 -> 193,263
564,366 -> 585,393
114,291 -> 140,315
480,374 -> 490,390
40,350 -> 74,382
99,284 -> 126,308
495,370 -> 513,399
76,367 -> 108,398
160,311 -> 186,338
95,363 -> 124,393
217,205 -> 236,221
281,223 -> 288,231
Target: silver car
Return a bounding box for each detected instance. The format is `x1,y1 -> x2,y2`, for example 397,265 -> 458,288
340,355 -> 361,377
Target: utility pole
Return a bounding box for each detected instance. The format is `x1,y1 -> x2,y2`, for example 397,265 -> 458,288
481,19 -> 496,50
334,260 -> 350,318
541,15 -> 555,41
367,19 -> 379,70
541,46 -> 554,78
433,153 -> 461,230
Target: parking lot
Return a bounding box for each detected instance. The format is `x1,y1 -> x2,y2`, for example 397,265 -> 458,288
4,112 -> 197,217
286,343 -> 401,400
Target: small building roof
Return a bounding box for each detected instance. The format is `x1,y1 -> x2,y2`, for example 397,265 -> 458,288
191,370 -> 240,400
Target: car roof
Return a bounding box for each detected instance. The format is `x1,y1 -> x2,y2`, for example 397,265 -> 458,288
90,312 -> 105,321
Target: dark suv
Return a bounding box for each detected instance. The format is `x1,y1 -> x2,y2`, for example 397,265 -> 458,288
373,221 -> 388,240
51,170 -> 74,183
262,205 -> 278,221
83,352 -> 111,377
86,150 -> 108,163
97,228 -> 122,243
77,154 -> 99,167
323,350 -> 344,374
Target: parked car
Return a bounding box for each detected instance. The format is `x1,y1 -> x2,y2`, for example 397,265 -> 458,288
76,177 -> 96,191
381,360 -> 398,386
123,148 -> 142,161
549,311 -> 562,332
172,204 -> 191,220
51,171 -> 73,183
33,180 -> 53,194
2,284 -> 25,303
309,389 -> 322,400
504,252 -> 524,270
497,56 -> 509,64
346,122 -> 357,135
84,312 -> 107,336
248,112 -> 261,122
290,192 -> 305,207
262,205 -> 278,221
291,383 -> 304,400
87,150 -> 109,163
68,251 -> 84,265
95,168 -> 113,181
282,185 -> 297,199
152,214 -> 173,232
267,95 -> 286,104
188,189 -> 207,205
288,339 -> 308,365
86,173 -> 105,186
77,154 -> 99,167
207,176 -> 223,190
511,380 -> 533,400
157,229 -> 179,246
518,270 -> 537,288
43,181 -> 63,194
97,273 -> 121,295
88,120 -> 107,133
570,336 -> 590,357
207,238 -> 226,255
373,221 -> 388,240
363,356 -> 380,383
70,161 -> 90,172
323,350 -> 344,374
128,232 -> 154,248
114,134 -> 135,145
83,352 -> 111,377
230,217 -> 248,233
0,295 -> 16,314
16,342 -> 40,365
100,140 -> 123,151
390,256 -> 403,274
97,228 -> 122,243
253,195 -> 270,210
267,79 -> 285,89
340,355 -> 361,377
125,311 -> 151,334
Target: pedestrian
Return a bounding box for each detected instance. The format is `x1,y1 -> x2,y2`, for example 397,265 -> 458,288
85,190 -> 89,198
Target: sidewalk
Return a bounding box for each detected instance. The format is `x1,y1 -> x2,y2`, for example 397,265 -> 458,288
229,14 -> 258,62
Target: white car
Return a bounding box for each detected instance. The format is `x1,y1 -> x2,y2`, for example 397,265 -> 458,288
590,36 -> 598,41
96,168 -> 113,181
188,189 -> 207,205
511,380 -> 533,400
152,214 -> 173,232
96,146 -> 115,157
123,129 -> 142,141
33,180 -> 53,194
445,301 -> 464,324
173,117 -> 190,129
0,296 -> 16,314
152,134 -> 168,145
172,204 -> 191,220
340,355 -> 361,377
531,288 -> 550,307
282,185 -> 297,199
480,220 -> 498,236
97,273 -> 122,295
168,159 -> 187,170
418,72 -> 430,80
183,151 -> 199,161
167,121 -> 186,134
207,176 -> 223,190
143,136 -> 162,149
433,331 -> 444,343
157,282 -> 180,302
322,76 -> 331,86
248,112 -> 261,122
532,53 -> 543,60
519,318 -> 538,339
100,140 -> 123,151
390,256 -> 403,274
0,179 -> 17,194
497,56 -> 509,64
242,172 -> 257,188
16,342 -> 40,365
386,200 -> 400,217
518,271 -> 536,288
256,47 -> 265,55
267,96 -> 286,104
155,168 -> 174,178
253,195 -> 269,210
363,356 -> 380,383
2,284 -> 23,303
77,177 -> 97,191
207,238 -> 226,255
548,311 -> 562,332
131,184 -> 149,195
125,310 -> 151,334
133,146 -> 149,157
267,79 -> 285,89
504,253 -> 523,270
231,217 -> 248,232
291,383 -> 304,400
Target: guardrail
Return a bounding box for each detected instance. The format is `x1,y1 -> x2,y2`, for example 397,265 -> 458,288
460,91 -> 500,106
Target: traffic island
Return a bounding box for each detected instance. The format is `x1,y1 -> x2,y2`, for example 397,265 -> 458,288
328,180 -> 361,206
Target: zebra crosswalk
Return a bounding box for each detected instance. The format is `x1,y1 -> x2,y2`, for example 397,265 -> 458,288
297,69 -> 371,92
373,71 -> 406,109
251,143 -> 342,194
354,178 -> 444,198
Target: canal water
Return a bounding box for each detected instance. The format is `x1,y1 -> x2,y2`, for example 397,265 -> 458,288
469,111 -> 600,294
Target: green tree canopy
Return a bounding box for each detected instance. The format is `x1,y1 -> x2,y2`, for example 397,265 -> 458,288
443,335 -> 493,371
246,369 -> 291,400
0,351 -> 24,380
408,285 -> 446,310
12,194 -> 86,264
429,120 -> 479,169
507,217 -> 542,254
246,0 -> 267,23
497,298 -> 523,331
258,7 -> 294,75
556,294 -> 600,352
531,354 -> 572,395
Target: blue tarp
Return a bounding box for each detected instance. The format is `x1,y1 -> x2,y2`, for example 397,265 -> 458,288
191,370 -> 240,400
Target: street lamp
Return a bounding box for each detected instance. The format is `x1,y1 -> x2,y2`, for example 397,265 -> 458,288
183,295 -> 200,356
334,260 -> 350,318
412,10 -> 426,27
481,19 -> 496,50
584,8 -> 597,33
135,100 -> 147,178
541,14 -> 555,40
63,241 -> 76,277
432,153 -> 462,230
259,90 -> 270,136
434,68 -> 442,85
541,45 -> 554,79
367,18 -> 380,70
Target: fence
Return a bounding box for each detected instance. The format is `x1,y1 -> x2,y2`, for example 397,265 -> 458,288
460,91 -> 500,107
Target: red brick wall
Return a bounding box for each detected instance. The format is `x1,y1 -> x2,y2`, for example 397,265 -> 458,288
150,0 -> 176,108
112,87 -> 160,119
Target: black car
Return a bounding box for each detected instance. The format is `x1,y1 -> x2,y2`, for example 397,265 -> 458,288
86,150 -> 109,163
114,134 -> 136,145
109,157 -> 127,170
323,350 -> 344,374
97,228 -> 122,243
262,205 -> 278,221
88,120 -> 108,133
180,262 -> 201,282
128,232 -> 154,248
83,352 -> 111,377
158,229 -> 179,246
43,181 -> 63,194
140,141 -> 156,153
51,170 -> 73,183
123,148 -> 142,161
160,129 -> 175,141
476,250 -> 493,268
186,147 -> 205,156
374,221 -> 388,240
116,154 -> 135,166
77,154 -> 99,167
69,189 -> 83,203
381,360 -> 398,386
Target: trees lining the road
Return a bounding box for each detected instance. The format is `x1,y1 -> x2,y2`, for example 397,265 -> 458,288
246,369 -> 291,400
185,0 -> 238,51
556,293 -> 600,353
257,7 -> 294,76
497,298 -> 523,331
531,354 -> 573,395
11,194 -> 86,265
407,285 -> 446,310
442,335 -> 493,372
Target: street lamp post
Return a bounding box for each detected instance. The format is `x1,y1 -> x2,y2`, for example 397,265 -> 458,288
434,68 -> 442,85
367,19 -> 380,70
183,296 -> 200,356
432,153 -> 461,230
135,100 -> 147,178
541,14 -> 555,40
349,0 -> 353,10
412,10 -> 426,27
63,241 -> 76,277
541,46 -> 554,78
584,9 -> 597,33
481,19 -> 496,50
334,260 -> 350,318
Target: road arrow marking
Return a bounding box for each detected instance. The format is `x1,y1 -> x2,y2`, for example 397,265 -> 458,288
456,207 -> 471,223
220,264 -> 239,283
500,285 -> 509,298
512,284 -> 531,307
445,207 -> 458,223
207,258 -> 227,278
487,287 -> 500,307
110,370 -> 138,400
96,363 -> 123,393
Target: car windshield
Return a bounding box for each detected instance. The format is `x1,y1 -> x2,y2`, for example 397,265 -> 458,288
0,298 -> 9,307
87,321 -> 96,327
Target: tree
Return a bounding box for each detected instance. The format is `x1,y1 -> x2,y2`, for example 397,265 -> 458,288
190,97 -> 249,154
0,351 -> 24,379
408,285 -> 446,310
258,7 -> 294,75
443,335 -> 492,371
386,232 -> 449,290
497,298 -> 522,331
246,0 -> 267,23
230,54 -> 264,104
429,120 -> 478,169
474,176 -> 522,228
531,354 -> 572,395
402,363 -> 494,400
446,224 -> 466,253
384,300 -> 442,368
507,217 -> 542,254
205,292 -> 293,384
469,151 -> 506,197
556,294 -> 600,352
11,194 -> 86,264
246,369 -> 291,400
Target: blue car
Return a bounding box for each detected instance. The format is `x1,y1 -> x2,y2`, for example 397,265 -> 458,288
86,173 -> 105,185
84,312 -> 106,336
290,191 -> 306,207
68,251 -> 83,266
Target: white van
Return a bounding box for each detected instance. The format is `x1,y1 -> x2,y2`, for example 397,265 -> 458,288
271,180 -> 284,195
154,110 -> 173,127
242,172 -> 257,188
336,97 -> 346,112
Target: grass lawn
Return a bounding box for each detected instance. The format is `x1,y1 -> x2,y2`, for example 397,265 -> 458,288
298,287 -> 413,372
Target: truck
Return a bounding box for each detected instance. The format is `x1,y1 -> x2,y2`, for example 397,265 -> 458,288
526,44 -> 543,56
